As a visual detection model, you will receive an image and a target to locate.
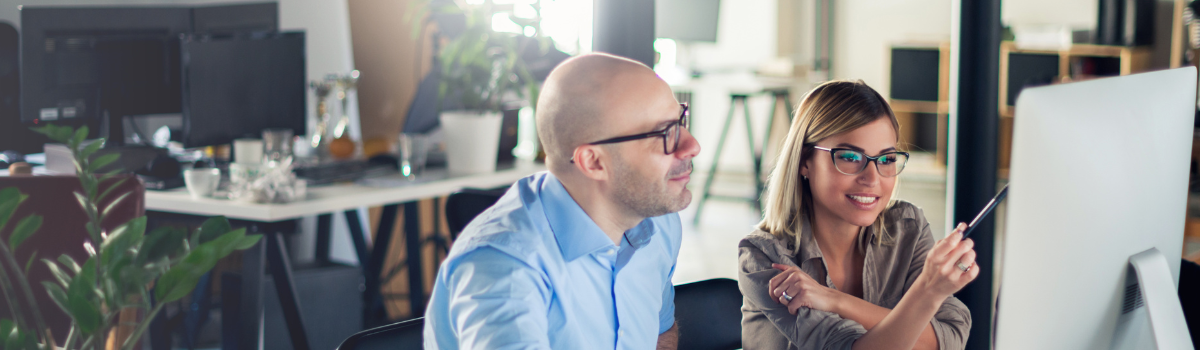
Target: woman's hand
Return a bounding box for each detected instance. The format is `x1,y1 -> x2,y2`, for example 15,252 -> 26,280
911,223 -> 980,300
769,263 -> 844,315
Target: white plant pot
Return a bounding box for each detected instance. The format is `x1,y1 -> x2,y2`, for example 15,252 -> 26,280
439,110 -> 503,175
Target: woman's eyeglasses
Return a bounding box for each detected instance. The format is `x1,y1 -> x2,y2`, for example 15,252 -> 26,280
812,146 -> 909,177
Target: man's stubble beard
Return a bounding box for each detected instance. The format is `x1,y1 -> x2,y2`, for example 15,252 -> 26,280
609,154 -> 693,218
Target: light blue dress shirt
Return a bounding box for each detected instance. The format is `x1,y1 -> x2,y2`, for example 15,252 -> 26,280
424,171 -> 681,349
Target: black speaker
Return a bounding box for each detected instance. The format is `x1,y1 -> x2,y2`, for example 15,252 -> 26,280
0,22 -> 15,118
1096,0 -> 1154,46
1005,53 -> 1060,107
889,47 -> 941,102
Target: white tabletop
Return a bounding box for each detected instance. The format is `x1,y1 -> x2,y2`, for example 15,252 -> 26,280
145,160 -> 545,222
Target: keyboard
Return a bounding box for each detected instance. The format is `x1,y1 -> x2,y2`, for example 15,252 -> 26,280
294,159 -> 396,186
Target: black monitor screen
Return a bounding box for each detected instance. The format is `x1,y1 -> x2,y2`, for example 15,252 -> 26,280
180,32 -> 305,148
889,48 -> 941,102
20,7 -> 191,124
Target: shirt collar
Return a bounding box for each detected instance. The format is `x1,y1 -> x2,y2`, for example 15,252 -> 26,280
794,219 -> 823,263
540,173 -> 620,261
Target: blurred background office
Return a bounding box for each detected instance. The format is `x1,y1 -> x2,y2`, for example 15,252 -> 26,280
0,0 -> 1198,349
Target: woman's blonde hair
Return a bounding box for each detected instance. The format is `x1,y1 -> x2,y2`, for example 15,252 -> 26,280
757,80 -> 901,245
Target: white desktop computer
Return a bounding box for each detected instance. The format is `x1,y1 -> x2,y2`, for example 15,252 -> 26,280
995,67 -> 1197,349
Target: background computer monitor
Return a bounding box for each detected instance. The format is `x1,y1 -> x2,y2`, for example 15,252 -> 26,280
995,68 -> 1196,349
181,32 -> 306,148
17,3 -> 281,148
655,0 -> 720,42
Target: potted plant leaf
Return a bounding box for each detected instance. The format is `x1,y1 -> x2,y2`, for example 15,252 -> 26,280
0,124 -> 260,349
412,0 -> 545,175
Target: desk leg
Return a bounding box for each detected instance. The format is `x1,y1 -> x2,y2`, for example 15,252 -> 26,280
403,201 -> 426,317
366,204 -> 400,326
265,232 -> 312,350
344,209 -> 371,275
343,209 -> 373,328
315,214 -> 333,263
236,238 -> 265,350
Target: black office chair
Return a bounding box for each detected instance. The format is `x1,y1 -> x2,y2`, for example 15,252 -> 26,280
425,187 -> 508,271
1180,258 -> 1199,349
336,317 -> 424,350
674,278 -> 743,350
444,187 -> 507,239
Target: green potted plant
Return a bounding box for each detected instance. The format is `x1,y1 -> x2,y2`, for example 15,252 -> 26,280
412,0 -> 545,175
0,125 -> 260,349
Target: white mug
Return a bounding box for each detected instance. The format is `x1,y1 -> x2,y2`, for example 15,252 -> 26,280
183,168 -> 221,199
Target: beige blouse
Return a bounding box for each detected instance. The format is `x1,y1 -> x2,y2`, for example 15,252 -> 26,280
737,201 -> 971,350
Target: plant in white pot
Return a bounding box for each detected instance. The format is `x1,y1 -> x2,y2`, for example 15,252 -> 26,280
417,1 -> 544,175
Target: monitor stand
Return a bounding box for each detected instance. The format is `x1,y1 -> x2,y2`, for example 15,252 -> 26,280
1111,248 -> 1194,349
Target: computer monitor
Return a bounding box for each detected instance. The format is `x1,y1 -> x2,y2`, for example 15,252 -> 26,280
17,3 -> 279,146
180,32 -> 306,148
20,6 -> 192,124
654,0 -> 720,42
995,67 -> 1196,349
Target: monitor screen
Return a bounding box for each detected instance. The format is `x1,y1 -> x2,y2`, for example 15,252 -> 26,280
996,68 -> 1196,349
655,0 -> 720,42
180,32 -> 305,148
20,6 -> 191,124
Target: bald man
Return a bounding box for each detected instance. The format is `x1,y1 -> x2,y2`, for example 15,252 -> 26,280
424,53 -> 700,349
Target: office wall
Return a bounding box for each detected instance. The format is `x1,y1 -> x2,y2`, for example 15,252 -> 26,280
829,0 -> 952,98
346,0 -> 430,142
1002,0 -> 1095,29
686,0 -> 778,72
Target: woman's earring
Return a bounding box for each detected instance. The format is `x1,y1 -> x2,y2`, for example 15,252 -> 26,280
802,175 -> 808,181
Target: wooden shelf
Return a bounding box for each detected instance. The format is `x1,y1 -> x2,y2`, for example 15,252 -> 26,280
887,42 -> 950,165
998,41 -> 1152,117
890,99 -> 949,115
997,41 -> 1153,176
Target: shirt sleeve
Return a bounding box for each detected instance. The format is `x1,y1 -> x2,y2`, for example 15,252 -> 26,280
738,242 -> 866,350
907,219 -> 973,350
659,263 -> 677,333
446,247 -> 553,350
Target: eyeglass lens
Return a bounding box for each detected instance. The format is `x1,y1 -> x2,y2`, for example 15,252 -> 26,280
664,109 -> 687,154
830,149 -> 908,177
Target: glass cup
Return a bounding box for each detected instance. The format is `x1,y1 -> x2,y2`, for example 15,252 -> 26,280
262,128 -> 294,163
398,133 -> 429,179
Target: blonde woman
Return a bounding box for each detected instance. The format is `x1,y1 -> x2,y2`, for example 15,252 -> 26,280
739,80 -> 975,350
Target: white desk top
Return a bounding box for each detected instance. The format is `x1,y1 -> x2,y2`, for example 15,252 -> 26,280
145,160 -> 545,222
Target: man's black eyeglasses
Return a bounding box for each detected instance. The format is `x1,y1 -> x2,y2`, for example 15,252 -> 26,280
571,104 -> 689,163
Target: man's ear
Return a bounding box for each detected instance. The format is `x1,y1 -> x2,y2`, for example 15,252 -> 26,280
573,145 -> 609,181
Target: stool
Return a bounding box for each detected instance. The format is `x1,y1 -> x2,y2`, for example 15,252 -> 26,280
694,87 -> 793,225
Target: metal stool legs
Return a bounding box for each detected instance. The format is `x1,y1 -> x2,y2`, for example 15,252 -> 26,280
694,91 -> 792,226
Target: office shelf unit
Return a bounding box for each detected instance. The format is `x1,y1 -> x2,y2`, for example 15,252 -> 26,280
887,42 -> 951,165
997,41 -> 1152,175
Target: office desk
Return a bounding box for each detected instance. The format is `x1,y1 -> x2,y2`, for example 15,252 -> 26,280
145,161 -> 544,350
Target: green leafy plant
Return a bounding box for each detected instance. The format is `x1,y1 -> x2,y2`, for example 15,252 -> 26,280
0,125 -> 260,349
410,0 -> 549,113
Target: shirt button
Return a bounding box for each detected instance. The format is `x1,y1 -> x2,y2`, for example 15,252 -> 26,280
607,248 -> 616,255
618,329 -> 624,337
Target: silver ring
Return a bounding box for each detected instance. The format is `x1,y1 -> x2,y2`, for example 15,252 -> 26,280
781,291 -> 794,302
956,262 -> 972,272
